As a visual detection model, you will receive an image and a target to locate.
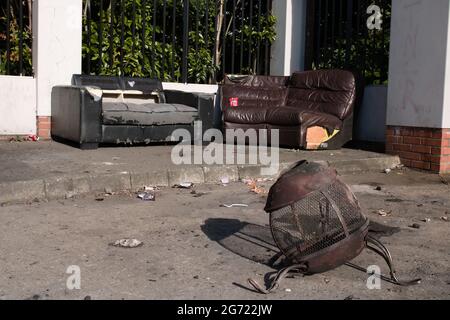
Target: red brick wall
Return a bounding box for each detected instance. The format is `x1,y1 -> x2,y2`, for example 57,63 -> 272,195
386,126 -> 450,173
36,116 -> 52,140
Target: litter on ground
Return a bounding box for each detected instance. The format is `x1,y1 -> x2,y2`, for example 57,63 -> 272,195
173,182 -> 193,189
242,178 -> 268,195
375,209 -> 392,217
110,238 -> 143,248
220,204 -> 249,208
137,191 -> 155,201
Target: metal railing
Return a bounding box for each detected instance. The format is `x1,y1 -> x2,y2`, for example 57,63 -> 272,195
0,0 -> 33,76
304,0 -> 391,85
82,0 -> 274,84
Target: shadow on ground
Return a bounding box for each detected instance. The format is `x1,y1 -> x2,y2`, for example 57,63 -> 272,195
201,218 -> 401,292
201,218 -> 283,268
202,218 -> 400,266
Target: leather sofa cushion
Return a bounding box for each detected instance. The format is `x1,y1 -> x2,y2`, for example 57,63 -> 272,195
267,107 -> 342,128
224,106 -> 268,124
102,102 -> 198,126
221,85 -> 287,109
224,105 -> 342,129
290,69 -> 355,92
284,90 -> 353,120
287,70 -> 356,120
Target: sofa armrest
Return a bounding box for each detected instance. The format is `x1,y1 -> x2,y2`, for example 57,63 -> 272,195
51,86 -> 102,146
164,90 -> 215,131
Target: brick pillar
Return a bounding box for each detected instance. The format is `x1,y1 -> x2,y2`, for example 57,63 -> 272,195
36,116 -> 51,140
386,126 -> 450,173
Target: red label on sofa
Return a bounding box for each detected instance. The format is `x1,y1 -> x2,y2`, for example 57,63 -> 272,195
229,97 -> 239,107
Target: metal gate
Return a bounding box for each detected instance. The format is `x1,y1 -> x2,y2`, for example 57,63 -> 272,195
82,0 -> 274,84
304,0 -> 391,85
0,0 -> 33,76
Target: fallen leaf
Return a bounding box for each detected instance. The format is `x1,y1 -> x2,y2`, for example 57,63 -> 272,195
247,180 -> 268,195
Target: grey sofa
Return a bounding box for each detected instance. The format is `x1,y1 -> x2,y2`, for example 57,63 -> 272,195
51,75 -> 215,149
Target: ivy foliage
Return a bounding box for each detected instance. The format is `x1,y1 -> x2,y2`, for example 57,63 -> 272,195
0,1 -> 33,76
312,0 -> 391,85
82,0 -> 277,84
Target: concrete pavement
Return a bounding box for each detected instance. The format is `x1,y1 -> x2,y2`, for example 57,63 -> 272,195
0,141 -> 401,205
0,170 -> 448,299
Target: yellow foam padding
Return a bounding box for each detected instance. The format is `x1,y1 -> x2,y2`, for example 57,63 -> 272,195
306,127 -> 340,150
325,129 -> 340,142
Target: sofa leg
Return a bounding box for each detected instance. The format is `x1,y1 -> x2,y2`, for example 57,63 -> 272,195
80,142 -> 99,150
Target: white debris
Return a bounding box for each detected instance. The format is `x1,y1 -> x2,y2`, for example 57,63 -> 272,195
220,204 -> 249,208
173,182 -> 193,189
376,209 -> 392,217
143,186 -> 159,191
111,239 -> 143,248
137,192 -> 155,201
220,177 -> 230,185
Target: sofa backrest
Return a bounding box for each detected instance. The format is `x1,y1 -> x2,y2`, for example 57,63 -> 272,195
73,74 -> 122,90
72,75 -> 164,94
220,85 -> 288,110
224,74 -> 289,87
221,75 -> 289,110
286,70 -> 356,120
121,76 -> 164,94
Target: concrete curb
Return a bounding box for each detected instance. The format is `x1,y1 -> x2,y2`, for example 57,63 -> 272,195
0,155 -> 401,205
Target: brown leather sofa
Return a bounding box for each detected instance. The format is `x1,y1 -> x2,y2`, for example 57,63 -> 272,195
220,70 -> 359,150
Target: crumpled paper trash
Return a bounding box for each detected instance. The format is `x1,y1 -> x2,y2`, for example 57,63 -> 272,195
110,238 -> 143,248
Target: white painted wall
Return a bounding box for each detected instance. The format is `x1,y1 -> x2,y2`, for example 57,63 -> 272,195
0,76 -> 36,135
443,1 -> 450,128
270,0 -> 307,76
33,0 -> 82,117
387,0 -> 450,128
162,82 -> 218,95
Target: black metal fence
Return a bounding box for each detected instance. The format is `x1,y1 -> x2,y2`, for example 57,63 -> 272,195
304,0 -> 391,85
82,0 -> 274,84
0,0 -> 33,76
